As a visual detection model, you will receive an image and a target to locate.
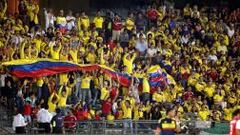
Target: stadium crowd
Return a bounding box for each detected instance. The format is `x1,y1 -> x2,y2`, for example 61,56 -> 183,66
0,0 -> 239,134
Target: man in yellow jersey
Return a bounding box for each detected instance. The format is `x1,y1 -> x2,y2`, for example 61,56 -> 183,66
93,10 -> 104,33
81,73 -> 91,103
56,10 -> 67,33
122,100 -> 133,134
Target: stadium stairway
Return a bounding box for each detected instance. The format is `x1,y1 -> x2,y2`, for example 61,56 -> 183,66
0,105 -> 14,134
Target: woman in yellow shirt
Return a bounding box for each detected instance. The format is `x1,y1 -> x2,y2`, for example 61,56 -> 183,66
123,52 -> 136,74
81,73 -> 92,103
48,92 -> 59,113
125,13 -> 135,32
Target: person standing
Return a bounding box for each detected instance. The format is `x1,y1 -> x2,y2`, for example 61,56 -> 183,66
12,109 -> 27,134
51,108 -> 64,134
93,10 -> 104,33
37,104 -> 52,133
229,109 -> 240,135
155,105 -> 181,135
112,15 -> 122,41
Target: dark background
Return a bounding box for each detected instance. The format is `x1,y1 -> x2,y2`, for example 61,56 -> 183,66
40,0 -> 240,12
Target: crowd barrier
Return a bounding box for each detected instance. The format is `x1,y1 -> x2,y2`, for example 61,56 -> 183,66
23,120 -> 229,135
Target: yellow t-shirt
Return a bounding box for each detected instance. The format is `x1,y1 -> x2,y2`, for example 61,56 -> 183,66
204,86 -> 215,98
122,101 -> 132,119
100,87 -> 109,101
123,53 -> 136,74
125,18 -> 134,31
152,92 -> 163,103
59,73 -> 68,85
48,94 -> 59,112
93,16 -> 104,29
69,50 -> 78,63
213,94 -> 223,102
81,76 -> 91,89
198,110 -> 210,121
142,77 -> 150,93
80,17 -> 90,29
56,16 -> 67,26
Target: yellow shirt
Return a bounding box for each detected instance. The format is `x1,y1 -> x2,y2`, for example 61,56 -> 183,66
26,3 -> 39,24
100,87 -> 109,101
123,53 -> 136,74
198,110 -> 210,121
80,16 -> 90,29
195,81 -> 206,92
50,44 -> 62,60
122,101 -> 132,119
125,18 -> 135,31
59,73 -> 68,86
37,78 -> 44,87
213,94 -> 223,102
86,53 -> 96,64
142,77 -> 150,93
57,86 -> 70,108
81,76 -> 91,89
0,1 -> 7,20
93,16 -> 104,29
32,39 -> 42,52
48,94 -> 59,112
224,108 -> 233,121
152,92 -> 163,103
56,16 -> 67,26
204,86 -> 215,98
69,50 -> 78,63
107,114 -> 115,121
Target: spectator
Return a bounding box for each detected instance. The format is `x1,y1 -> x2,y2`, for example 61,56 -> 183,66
66,10 -> 76,31
51,108 -> 64,134
37,104 -> 52,133
23,100 -> 32,124
112,14 -> 122,41
93,10 -> 104,32
64,109 -> 77,131
12,109 -> 27,134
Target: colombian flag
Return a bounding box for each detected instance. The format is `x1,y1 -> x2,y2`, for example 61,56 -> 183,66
2,59 -> 168,88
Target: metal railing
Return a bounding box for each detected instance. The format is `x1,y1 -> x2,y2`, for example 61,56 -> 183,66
22,120 -> 229,135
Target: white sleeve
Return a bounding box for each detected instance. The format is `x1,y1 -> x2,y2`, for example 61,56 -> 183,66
12,117 -> 16,131
236,120 -> 240,129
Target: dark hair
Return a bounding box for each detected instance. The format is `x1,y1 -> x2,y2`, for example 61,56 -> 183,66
232,109 -> 240,117
56,108 -> 61,114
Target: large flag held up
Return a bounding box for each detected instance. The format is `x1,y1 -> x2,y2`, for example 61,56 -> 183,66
2,59 -> 170,88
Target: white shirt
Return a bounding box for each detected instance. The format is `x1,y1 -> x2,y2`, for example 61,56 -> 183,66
44,10 -> 55,30
227,27 -> 235,38
236,120 -> 240,129
147,48 -> 157,57
208,54 -> 218,62
37,108 -> 52,123
12,114 -> 27,130
0,74 -> 6,87
66,15 -> 76,30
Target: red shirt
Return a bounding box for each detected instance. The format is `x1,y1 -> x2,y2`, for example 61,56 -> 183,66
23,104 -> 32,115
108,40 -> 116,51
147,9 -> 158,20
229,116 -> 240,135
112,20 -> 122,31
74,109 -> 85,121
95,115 -> 101,121
102,101 -> 112,115
64,115 -> 77,129
110,87 -> 118,100
183,91 -> 194,101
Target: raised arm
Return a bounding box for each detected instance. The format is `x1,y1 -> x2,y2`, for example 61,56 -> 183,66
20,41 -> 26,59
